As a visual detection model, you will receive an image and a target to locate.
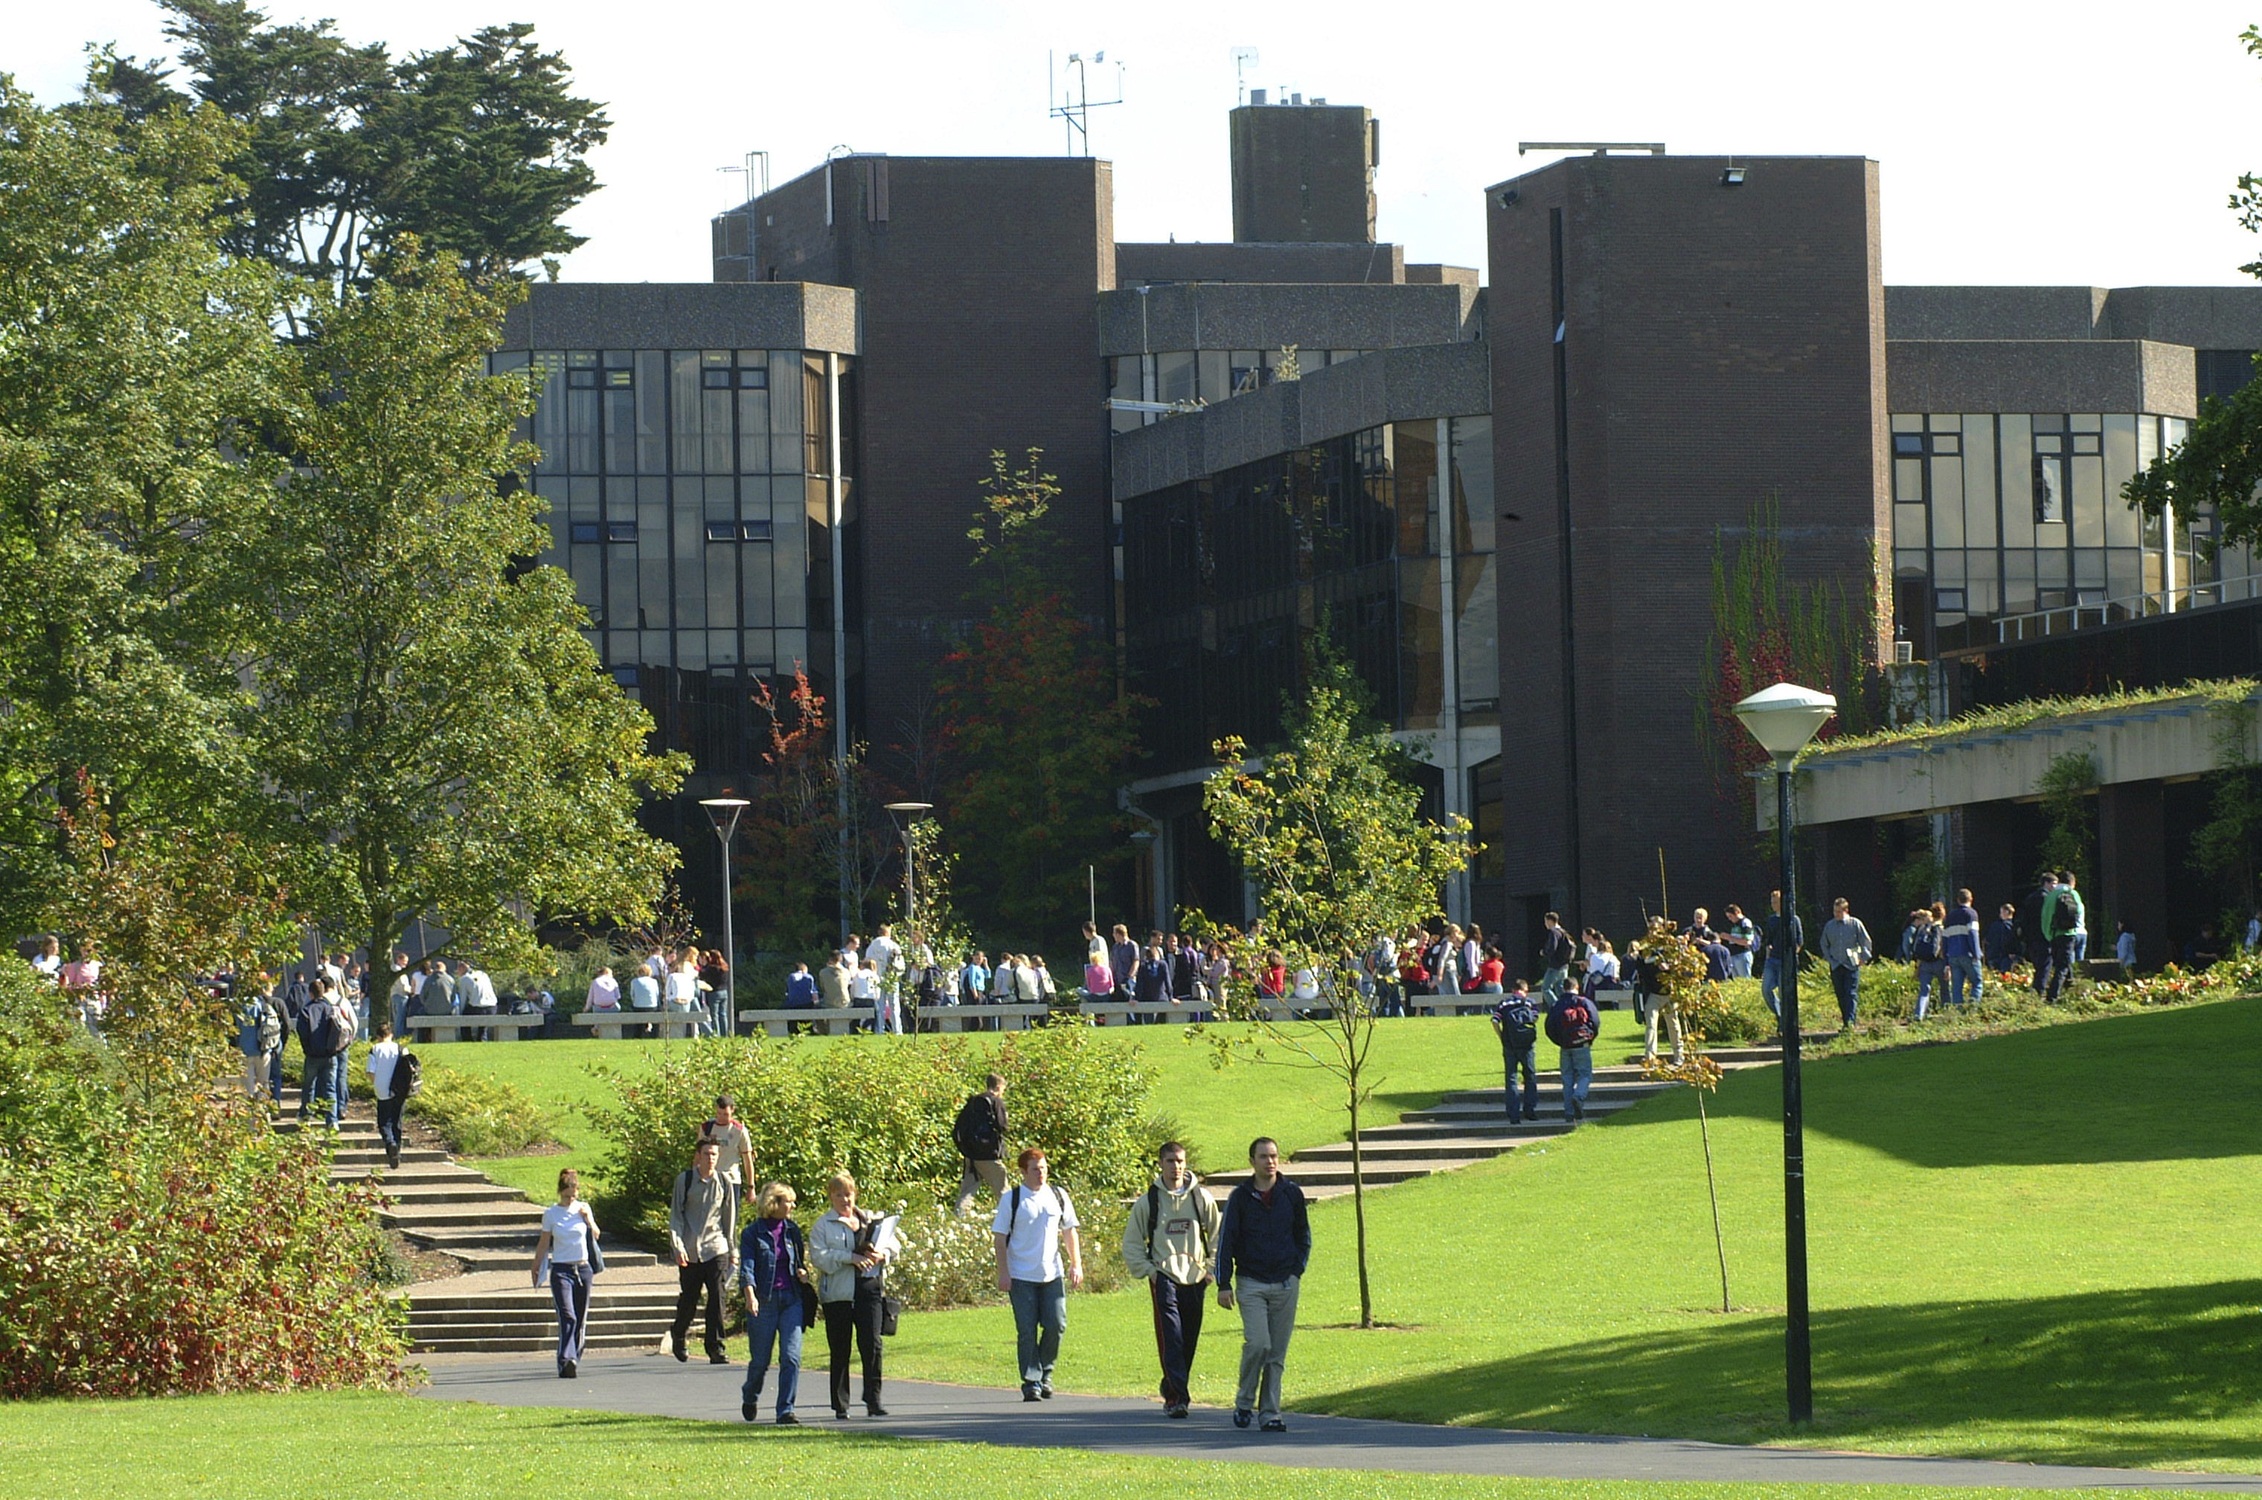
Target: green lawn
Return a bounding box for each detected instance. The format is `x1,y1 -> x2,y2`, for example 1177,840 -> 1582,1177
879,997 -> 2262,1472
0,1392 -> 2226,1500
428,1011 -> 1634,1204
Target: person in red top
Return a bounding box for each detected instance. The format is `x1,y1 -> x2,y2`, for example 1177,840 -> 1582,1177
1473,945 -> 1507,994
1255,952 -> 1288,1000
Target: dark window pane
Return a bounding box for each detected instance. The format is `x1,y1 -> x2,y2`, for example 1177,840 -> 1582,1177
1892,432 -> 1924,456
702,368 -> 732,390
741,519 -> 774,542
738,366 -> 768,389
607,520 -> 638,542
705,521 -> 737,543
570,521 -> 601,544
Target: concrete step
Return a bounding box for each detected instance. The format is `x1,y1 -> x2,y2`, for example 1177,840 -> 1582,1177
410,1332 -> 667,1355
410,1303 -> 677,1330
437,1246 -> 667,1273
408,1289 -> 680,1315
331,1162 -> 487,1185
380,1202 -> 546,1228
1360,1119 -> 1584,1142
368,1183 -> 533,1207
1205,1157 -> 1491,1191
1294,1135 -> 1555,1164
1403,1097 -> 1649,1126
334,1149 -> 450,1167
402,1228 -> 547,1252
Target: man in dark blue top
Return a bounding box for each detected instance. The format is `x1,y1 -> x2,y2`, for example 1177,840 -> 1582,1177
1215,1136 -> 1310,1433
1758,888 -> 1804,1033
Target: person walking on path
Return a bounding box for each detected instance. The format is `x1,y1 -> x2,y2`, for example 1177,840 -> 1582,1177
1910,905 -> 1949,1021
698,1096 -> 757,1207
1489,981 -> 1542,1124
993,1147 -> 1083,1401
2044,871 -> 2086,1004
1985,902 -> 2021,976
668,1139 -> 738,1365
1537,913 -> 1576,1000
1943,888 -> 1985,1009
865,924 -> 904,1035
531,1167 -> 601,1379
737,1181 -> 808,1425
366,1021 -> 406,1169
1122,1141 -> 1221,1418
295,975 -> 352,1129
953,1073 -> 1010,1216
2023,874 -> 2060,992
1215,1137 -> 1310,1434
1821,897 -> 1875,1029
1757,889 -> 1803,1033
1544,986 -> 1600,1123
810,1171 -> 893,1419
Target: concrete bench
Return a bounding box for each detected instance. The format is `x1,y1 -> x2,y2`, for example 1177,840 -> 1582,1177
1078,999 -> 1213,1024
733,1003 -> 1059,1036
928,1002 -> 1054,1032
738,1005 -> 875,1037
570,1011 -> 703,1039
405,1012 -> 547,1042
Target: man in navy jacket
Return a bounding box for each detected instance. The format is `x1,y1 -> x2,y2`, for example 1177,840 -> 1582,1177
1215,1137 -> 1311,1433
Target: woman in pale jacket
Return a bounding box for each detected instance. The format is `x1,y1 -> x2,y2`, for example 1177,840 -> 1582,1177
808,1170 -> 893,1420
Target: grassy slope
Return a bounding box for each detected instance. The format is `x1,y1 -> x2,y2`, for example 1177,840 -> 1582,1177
882,997 -> 2262,1472
431,1012 -> 1629,1204
0,1392 -> 2225,1500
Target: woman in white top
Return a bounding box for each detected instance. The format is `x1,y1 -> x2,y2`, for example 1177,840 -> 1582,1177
586,967 -> 621,1011
531,1167 -> 601,1379
1586,940 -> 1621,992
667,956 -> 706,1036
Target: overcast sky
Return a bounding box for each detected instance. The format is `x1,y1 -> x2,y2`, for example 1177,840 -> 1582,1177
15,0 -> 2260,289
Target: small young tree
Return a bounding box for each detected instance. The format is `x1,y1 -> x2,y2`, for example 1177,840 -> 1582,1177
1635,919 -> 1733,1313
1194,679 -> 1472,1328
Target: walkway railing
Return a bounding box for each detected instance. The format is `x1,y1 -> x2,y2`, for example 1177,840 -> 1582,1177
1992,570 -> 2262,643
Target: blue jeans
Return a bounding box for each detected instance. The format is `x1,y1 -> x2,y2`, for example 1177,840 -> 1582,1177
1559,1046 -> 1593,1122
1914,961 -> 1948,1020
1830,964 -> 1860,1027
550,1261 -> 590,1368
1948,955 -> 1983,1007
742,1291 -> 803,1417
305,1052 -> 343,1124
1009,1277 -> 1068,1388
2044,935 -> 2078,1003
2071,932 -> 2089,963
1539,965 -> 1569,1001
1501,1041 -> 1538,1123
1760,956 -> 1783,1019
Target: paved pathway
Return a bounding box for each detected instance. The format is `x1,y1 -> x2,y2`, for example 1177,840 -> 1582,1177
416,1353 -> 2262,1490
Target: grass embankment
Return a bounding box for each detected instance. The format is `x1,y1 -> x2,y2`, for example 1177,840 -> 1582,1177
0,1392 -> 2229,1500
883,997 -> 2262,1472
425,1012 -> 1604,1208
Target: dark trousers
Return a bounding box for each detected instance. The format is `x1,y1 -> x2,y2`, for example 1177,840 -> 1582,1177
1148,1274 -> 1206,1406
1830,964 -> 1860,1027
1500,1041 -> 1538,1122
823,1282 -> 884,1412
2043,934 -> 2078,1003
550,1261 -> 590,1368
375,1094 -> 405,1156
672,1255 -> 728,1357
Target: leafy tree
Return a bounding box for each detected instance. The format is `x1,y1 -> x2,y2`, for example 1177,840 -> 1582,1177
935,450 -> 1141,945
2036,750 -> 2099,887
238,247 -> 685,1011
735,668 -> 894,951
2126,28 -> 2262,539
0,79 -> 284,930
96,1 -> 608,289
1193,677 -> 1472,1329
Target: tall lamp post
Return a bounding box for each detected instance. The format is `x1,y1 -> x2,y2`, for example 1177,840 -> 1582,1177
882,802 -> 935,927
699,797 -> 750,1039
1732,681 -> 1836,1428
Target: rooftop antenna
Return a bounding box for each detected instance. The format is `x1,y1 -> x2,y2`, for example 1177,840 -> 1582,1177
1049,50 -> 1125,157
716,150 -> 770,208
1231,47 -> 1258,105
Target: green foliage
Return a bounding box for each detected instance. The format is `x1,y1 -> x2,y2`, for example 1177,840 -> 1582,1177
590,1025 -> 1154,1238
2036,750 -> 2099,886
406,1063 -> 559,1157
1698,495 -> 1879,797
239,248 -> 686,1000
0,79 -> 285,926
2189,701 -> 2262,913
0,957 -> 409,1397
1801,680 -> 2260,763
937,450 -> 1140,944
1886,829 -> 1952,919
103,2 -> 609,290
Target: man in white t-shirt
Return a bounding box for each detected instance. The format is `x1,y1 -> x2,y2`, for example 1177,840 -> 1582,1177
991,1147 -> 1083,1401
366,1022 -> 405,1169
864,925 -> 902,1034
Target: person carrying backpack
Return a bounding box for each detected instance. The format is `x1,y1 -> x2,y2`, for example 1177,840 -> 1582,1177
2043,871 -> 2086,1004
366,1021 -> 409,1168
1544,987 -> 1600,1123
294,974 -> 351,1129
1538,912 -> 1577,1000
952,1074 -> 1009,1216
1489,981 -> 1543,1123
1121,1141 -> 1221,1419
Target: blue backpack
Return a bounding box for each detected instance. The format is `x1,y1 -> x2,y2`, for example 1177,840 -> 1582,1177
1494,995 -> 1541,1049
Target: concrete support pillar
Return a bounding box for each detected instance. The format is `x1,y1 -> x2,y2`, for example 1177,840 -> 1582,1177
2097,780 -> 2167,971
1953,802 -> 2021,917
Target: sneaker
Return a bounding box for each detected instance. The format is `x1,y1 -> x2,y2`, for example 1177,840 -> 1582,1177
1261,1418 -> 1288,1433
866,1403 -> 888,1417
1022,1384 -> 1042,1403
777,1412 -> 800,1426
1233,1408 -> 1253,1429
1166,1404 -> 1189,1419
742,1403 -> 757,1422
833,1406 -> 849,1420
562,1359 -> 577,1379
1038,1382 -> 1053,1400
708,1350 -> 730,1365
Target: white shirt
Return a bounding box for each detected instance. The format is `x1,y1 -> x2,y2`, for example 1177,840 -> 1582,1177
849,968 -> 876,1000
586,974 -> 621,1010
866,935 -> 901,982
31,953 -> 60,979
367,1039 -> 402,1099
665,966 -> 699,1006
542,1202 -> 597,1266
462,969 -> 497,1010
992,1182 -> 1078,1282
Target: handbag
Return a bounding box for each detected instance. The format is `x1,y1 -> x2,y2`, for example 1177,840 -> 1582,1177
880,1294 -> 903,1337
584,1205 -> 606,1275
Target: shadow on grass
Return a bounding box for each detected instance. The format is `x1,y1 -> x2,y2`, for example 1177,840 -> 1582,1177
1319,1278 -> 2262,1469
1699,1000 -> 2262,1169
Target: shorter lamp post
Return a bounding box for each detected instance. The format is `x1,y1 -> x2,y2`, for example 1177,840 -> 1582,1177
1732,682 -> 1836,1427
699,797 -> 750,1039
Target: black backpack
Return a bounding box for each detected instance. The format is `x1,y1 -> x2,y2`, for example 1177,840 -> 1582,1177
394,1050 -> 422,1099
1494,996 -> 1541,1049
953,1093 -> 1002,1160
1545,994 -> 1598,1049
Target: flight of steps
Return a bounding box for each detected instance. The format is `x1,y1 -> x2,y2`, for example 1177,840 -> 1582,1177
282,1094 -> 678,1355
1203,1046 -> 1791,1202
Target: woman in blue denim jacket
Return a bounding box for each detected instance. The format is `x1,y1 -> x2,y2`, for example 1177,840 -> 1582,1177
737,1181 -> 810,1424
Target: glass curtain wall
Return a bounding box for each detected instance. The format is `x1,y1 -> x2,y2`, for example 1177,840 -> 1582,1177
1120,415 -> 1496,768
1887,411 -> 2248,651
494,347 -> 852,780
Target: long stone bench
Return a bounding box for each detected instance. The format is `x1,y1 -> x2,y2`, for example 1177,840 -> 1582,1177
734,1003 -> 1058,1036
570,1010 -> 703,1039
405,1012 -> 547,1042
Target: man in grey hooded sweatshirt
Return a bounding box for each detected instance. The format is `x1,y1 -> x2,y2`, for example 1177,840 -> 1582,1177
1121,1140 -> 1221,1419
